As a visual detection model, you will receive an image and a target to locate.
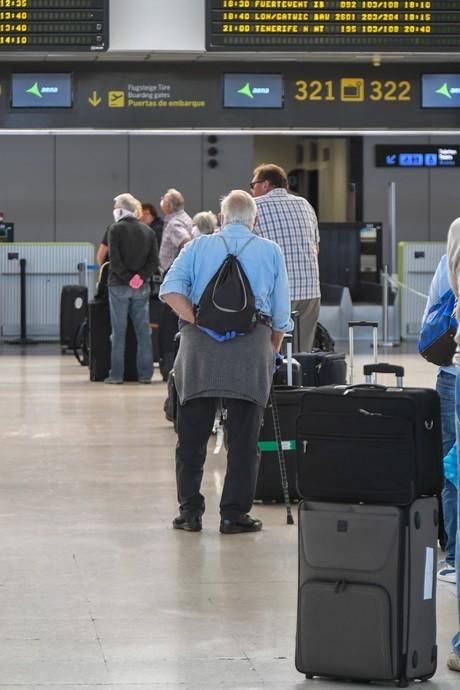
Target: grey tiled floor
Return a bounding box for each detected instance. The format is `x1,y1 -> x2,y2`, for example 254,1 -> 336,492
0,343 -> 458,689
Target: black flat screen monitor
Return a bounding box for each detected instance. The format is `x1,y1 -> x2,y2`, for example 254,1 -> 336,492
12,74 -> 72,108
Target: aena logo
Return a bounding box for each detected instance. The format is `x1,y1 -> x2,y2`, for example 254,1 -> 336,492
435,82 -> 460,100
237,82 -> 270,99
26,81 -> 59,99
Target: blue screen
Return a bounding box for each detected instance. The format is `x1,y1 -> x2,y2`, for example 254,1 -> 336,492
224,74 -> 283,108
421,74 -> 460,108
12,74 -> 72,108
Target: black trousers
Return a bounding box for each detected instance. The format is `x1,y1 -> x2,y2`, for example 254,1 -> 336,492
175,397 -> 264,521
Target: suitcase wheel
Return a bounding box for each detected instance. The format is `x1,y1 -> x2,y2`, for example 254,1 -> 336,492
398,680 -> 408,688
305,674 -> 314,680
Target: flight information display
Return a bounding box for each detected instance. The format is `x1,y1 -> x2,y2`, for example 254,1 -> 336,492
0,0 -> 108,52
206,1 -> 460,52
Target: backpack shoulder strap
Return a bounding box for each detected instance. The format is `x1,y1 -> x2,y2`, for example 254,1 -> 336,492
219,233 -> 256,258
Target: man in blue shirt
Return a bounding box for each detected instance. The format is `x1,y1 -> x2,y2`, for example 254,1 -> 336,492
160,189 -> 292,534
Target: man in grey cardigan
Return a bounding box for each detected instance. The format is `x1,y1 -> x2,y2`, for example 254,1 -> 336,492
160,190 -> 292,535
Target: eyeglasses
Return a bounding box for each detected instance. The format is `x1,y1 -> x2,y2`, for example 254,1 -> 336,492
249,179 -> 264,190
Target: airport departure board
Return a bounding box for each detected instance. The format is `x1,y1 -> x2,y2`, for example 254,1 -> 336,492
0,0 -> 108,52
206,0 -> 460,52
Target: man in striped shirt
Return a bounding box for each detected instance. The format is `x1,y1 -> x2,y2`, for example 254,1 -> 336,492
251,163 -> 320,352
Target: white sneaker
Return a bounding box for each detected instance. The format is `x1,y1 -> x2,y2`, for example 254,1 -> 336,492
437,564 -> 457,584
447,652 -> 460,672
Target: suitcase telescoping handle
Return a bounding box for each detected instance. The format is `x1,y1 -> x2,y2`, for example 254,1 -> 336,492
348,321 -> 378,385
291,310 -> 300,352
285,334 -> 293,386
363,363 -> 404,387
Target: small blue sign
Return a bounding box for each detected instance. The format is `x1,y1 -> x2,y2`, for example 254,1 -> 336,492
399,153 -> 424,167
424,153 -> 438,166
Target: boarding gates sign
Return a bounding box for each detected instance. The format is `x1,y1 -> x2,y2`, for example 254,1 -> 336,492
1,63 -> 460,130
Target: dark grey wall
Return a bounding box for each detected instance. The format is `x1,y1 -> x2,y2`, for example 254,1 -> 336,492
0,134 -> 255,243
363,136 -> 460,265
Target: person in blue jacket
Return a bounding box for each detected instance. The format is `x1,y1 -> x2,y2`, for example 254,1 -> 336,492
422,254 -> 457,585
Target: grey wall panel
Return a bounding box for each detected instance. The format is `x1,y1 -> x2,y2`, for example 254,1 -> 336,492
55,136 -> 129,244
128,136 -> 203,217
202,135 -> 255,214
363,136 -> 430,267
0,136 -> 55,241
110,0 -> 205,52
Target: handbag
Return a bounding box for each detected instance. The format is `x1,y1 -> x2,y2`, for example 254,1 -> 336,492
418,288 -> 458,366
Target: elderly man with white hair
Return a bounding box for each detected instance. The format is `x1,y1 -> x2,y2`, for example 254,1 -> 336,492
160,189 -> 292,535
159,188 -> 193,272
105,193 -> 159,384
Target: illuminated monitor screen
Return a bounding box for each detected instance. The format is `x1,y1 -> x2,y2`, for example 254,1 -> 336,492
224,73 -> 283,108
421,74 -> 460,108
12,74 -> 72,108
207,1 -> 460,52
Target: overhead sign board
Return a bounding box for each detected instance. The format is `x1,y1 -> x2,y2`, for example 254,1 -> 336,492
376,145 -> 460,168
206,0 -> 460,52
0,0 -> 109,52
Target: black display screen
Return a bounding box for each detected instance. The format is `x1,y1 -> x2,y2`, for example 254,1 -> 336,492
421,74 -> 460,108
0,0 -> 108,52
11,73 -> 72,107
224,73 -> 283,108
207,0 -> 460,52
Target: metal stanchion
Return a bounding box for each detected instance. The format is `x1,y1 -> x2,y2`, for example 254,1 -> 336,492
381,265 -> 396,347
6,257 -> 37,345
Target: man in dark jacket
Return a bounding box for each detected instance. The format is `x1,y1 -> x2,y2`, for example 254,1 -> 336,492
105,193 -> 159,384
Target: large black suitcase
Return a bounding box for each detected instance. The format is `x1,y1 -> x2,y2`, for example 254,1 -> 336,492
60,285 -> 88,352
296,497 -> 438,686
255,386 -> 305,502
296,381 -> 443,505
293,351 -> 347,386
88,300 -> 138,382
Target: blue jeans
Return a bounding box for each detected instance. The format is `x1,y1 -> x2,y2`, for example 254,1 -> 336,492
437,371 -> 457,566
453,372 -> 460,658
108,284 -> 153,381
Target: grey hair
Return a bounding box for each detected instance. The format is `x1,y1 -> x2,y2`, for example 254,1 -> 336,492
220,190 -> 257,230
113,193 -> 141,215
192,211 -> 218,235
165,188 -> 185,212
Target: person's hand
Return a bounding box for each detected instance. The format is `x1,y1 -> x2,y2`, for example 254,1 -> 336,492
129,274 -> 144,289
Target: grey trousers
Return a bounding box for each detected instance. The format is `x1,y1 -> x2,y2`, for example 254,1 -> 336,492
291,297 -> 321,352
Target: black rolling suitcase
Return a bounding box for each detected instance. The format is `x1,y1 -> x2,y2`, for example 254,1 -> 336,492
296,364 -> 443,505
88,300 -> 138,382
255,335 -> 306,504
255,385 -> 305,502
60,285 -> 88,352
296,321 -> 443,505
293,351 -> 347,386
296,497 -> 438,685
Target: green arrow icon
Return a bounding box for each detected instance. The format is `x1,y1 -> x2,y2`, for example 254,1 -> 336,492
237,82 -> 254,99
435,82 -> 452,99
26,82 -> 42,98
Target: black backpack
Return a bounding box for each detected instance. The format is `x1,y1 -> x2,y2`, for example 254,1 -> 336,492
195,235 -> 257,335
